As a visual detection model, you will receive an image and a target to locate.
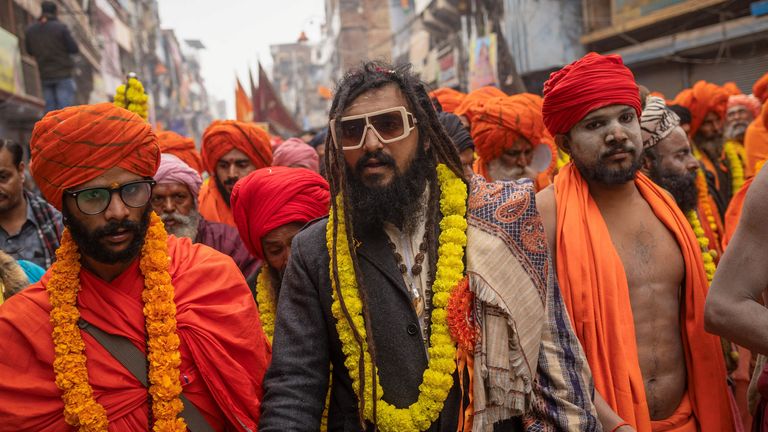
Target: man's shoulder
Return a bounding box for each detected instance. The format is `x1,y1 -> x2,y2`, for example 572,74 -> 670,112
167,235 -> 239,273
292,216 -> 329,256
467,175 -> 539,222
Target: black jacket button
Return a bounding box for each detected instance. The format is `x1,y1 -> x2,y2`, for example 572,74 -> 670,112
407,323 -> 418,335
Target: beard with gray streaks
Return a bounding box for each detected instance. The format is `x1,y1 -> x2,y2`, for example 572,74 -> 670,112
160,209 -> 201,240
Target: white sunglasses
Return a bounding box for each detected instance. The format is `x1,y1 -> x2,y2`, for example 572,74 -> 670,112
330,106 -> 418,150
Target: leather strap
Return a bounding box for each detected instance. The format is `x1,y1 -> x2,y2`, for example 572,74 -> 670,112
78,318 -> 215,432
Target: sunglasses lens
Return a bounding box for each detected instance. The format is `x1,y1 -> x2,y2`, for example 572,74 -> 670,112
121,182 -> 152,208
370,111 -> 406,141
77,188 -> 111,214
339,118 -> 366,148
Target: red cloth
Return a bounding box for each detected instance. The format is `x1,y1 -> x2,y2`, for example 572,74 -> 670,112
429,87 -> 466,113
0,236 -> 270,431
157,130 -> 205,175
231,167 -> 329,260
542,52 -> 641,136
29,103 -> 159,211
672,81 -> 729,138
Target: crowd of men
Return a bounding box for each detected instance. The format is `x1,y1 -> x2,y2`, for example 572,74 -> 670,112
0,45 -> 767,432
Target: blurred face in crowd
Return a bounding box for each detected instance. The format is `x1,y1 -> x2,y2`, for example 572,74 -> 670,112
0,148 -> 25,214
725,105 -> 754,142
558,104 -> 643,185
694,111 -> 724,158
261,222 -> 303,277
215,148 -> 256,205
487,138 -> 536,181
151,182 -> 200,240
642,126 -> 700,212
63,167 -> 151,264
459,148 -> 474,177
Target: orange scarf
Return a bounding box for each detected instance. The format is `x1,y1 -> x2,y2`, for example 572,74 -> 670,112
554,163 -> 734,431
198,179 -> 236,227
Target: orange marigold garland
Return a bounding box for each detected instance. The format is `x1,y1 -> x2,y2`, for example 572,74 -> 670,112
695,167 -> 719,241
446,276 -> 476,352
47,212 -> 186,431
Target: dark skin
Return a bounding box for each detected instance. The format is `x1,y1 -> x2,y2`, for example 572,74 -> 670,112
537,105 -> 686,431
215,148 -> 256,197
261,222 -> 304,276
63,167 -> 147,282
150,183 -> 195,228
459,148 -> 474,177
0,148 -> 27,236
694,111 -> 723,162
705,164 -> 768,354
640,126 -> 699,178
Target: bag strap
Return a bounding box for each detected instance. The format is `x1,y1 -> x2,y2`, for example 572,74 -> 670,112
78,318 -> 215,432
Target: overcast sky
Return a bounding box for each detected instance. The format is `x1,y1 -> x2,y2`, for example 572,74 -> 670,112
157,0 -> 326,118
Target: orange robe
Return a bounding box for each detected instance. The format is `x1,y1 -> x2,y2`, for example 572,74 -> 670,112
554,164 -> 734,432
0,236 -> 270,431
745,102 -> 768,178
723,177 -> 754,249
198,179 -> 236,227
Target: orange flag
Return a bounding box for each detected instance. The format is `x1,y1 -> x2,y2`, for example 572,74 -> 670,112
235,77 -> 253,122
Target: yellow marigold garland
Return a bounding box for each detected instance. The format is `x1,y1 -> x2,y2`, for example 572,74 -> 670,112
696,167 -> 720,239
685,210 -> 717,283
47,212 -> 186,431
255,267 -> 275,344
326,163 -> 467,432
723,140 -> 745,195
114,75 -> 149,120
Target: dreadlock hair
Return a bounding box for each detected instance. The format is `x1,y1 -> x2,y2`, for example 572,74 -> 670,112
324,61 -> 466,428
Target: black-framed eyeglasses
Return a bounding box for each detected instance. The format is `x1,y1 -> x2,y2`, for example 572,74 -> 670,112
64,179 -> 156,215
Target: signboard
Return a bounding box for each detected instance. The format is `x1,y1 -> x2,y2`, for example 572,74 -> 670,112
438,47 -> 459,88
612,0 -> 724,24
0,27 -> 24,95
468,34 -> 498,91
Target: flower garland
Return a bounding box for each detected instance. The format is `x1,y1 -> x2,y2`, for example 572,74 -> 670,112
446,276 -> 476,352
723,141 -> 745,196
114,75 -> 149,120
47,212 -> 186,431
326,163 -> 467,432
255,267 -> 275,344
685,210 -> 717,283
695,167 -> 719,240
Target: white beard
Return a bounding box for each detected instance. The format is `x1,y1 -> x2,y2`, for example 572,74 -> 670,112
160,209 -> 201,240
487,159 -> 538,182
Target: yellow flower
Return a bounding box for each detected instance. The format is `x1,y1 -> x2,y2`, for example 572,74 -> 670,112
686,210 -> 717,284
255,268 -> 276,344
724,141 -> 745,195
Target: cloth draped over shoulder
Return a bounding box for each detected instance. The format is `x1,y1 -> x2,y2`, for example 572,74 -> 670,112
553,163 -> 734,431
28,103 -> 159,211
0,236 -> 271,431
157,130 -> 205,175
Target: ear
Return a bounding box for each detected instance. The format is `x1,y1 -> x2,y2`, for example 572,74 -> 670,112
640,153 -> 654,174
554,134 -> 571,155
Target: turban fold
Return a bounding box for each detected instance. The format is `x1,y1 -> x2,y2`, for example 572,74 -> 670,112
272,138 -> 320,173
640,97 -> 680,149
157,130 -> 204,174
29,103 -> 159,210
723,82 -> 742,96
542,52 -> 641,136
754,73 -> 768,103
201,120 -> 273,178
437,112 -> 474,153
453,86 -> 507,122
429,87 -> 466,113
154,153 -> 203,198
231,167 -> 330,260
672,81 -> 729,138
728,94 -> 762,120
470,94 -> 546,162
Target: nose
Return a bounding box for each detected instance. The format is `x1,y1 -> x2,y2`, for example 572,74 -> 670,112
607,120 -> 629,143
103,191 -> 130,221
162,197 -> 175,213
362,126 -> 383,152
685,154 -> 700,173
227,164 -> 238,179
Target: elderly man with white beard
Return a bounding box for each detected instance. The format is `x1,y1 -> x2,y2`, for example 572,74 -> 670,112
151,153 -> 258,278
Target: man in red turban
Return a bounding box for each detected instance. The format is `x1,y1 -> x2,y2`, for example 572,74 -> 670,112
538,53 -> 735,432
231,167 -> 329,324
0,103 -> 270,430
157,130 -> 205,175
198,120 -> 273,227
470,94 -> 556,190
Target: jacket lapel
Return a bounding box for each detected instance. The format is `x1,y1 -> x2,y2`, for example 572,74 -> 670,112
354,227 -> 412,301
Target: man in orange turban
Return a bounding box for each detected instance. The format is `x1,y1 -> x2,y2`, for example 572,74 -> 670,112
156,130 -> 204,174
453,85 -> 506,129
0,103 -> 270,430
673,81 -> 736,210
198,119 -> 273,227
538,53 -> 735,432
429,87 -> 466,113
745,73 -> 768,177
470,94 -> 555,190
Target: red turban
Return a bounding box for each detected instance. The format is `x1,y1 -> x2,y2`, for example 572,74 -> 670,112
754,73 -> 768,103
201,120 -> 273,176
429,87 -> 466,113
157,130 -> 204,175
29,103 -> 159,211
470,94 -> 546,162
672,81 -> 729,138
542,52 -> 641,136
231,167 -> 330,260
453,86 -> 507,122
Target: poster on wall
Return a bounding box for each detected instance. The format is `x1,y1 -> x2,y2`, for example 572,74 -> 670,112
438,47 -> 459,88
468,33 -> 498,91
0,27 -> 24,95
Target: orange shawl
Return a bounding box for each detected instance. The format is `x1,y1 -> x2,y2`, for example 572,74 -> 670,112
745,101 -> 768,178
554,164 -> 734,431
198,179 -> 236,227
722,177 -> 754,249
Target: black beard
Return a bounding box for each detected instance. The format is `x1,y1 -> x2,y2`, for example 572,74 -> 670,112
346,146 -> 433,235
215,176 -> 237,207
65,206 -> 151,264
694,133 -> 723,161
649,169 -> 699,213
573,145 -> 642,185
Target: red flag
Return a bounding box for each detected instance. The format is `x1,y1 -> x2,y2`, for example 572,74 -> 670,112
256,62 -> 301,135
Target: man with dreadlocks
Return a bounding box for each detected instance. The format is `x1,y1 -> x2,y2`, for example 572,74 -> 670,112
259,62 -> 598,431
